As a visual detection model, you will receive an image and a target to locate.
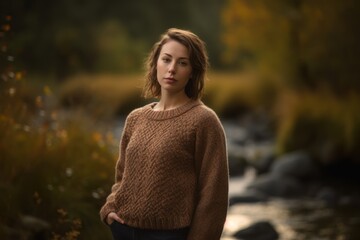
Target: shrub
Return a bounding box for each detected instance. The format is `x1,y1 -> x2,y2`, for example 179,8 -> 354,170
0,77 -> 116,239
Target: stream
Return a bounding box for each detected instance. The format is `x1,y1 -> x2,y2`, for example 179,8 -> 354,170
221,118 -> 360,240
222,168 -> 360,240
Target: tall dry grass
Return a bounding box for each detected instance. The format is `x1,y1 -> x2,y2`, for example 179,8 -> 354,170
59,72 -> 360,163
60,74 -> 147,120
59,72 -> 281,118
275,88 -> 360,163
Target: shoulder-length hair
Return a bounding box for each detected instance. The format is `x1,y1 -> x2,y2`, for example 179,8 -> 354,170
143,28 -> 209,100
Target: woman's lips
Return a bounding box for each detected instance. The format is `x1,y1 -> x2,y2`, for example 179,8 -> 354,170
164,77 -> 176,83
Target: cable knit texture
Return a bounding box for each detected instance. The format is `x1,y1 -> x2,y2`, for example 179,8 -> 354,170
100,100 -> 229,240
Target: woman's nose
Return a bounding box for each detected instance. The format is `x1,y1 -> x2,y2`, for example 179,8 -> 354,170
168,61 -> 176,73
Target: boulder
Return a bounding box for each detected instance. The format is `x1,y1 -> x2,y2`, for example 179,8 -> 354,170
315,186 -> 337,207
271,151 -> 318,179
20,215 -> 50,240
233,221 -> 279,240
250,153 -> 275,175
228,154 -> 248,177
230,189 -> 268,205
247,174 -> 304,198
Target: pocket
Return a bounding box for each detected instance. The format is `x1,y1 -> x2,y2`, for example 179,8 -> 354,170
109,220 -> 116,227
109,221 -> 132,239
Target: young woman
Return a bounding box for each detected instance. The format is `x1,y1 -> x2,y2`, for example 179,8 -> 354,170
100,28 -> 229,240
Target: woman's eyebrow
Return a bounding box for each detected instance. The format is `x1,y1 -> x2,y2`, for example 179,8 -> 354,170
163,53 -> 189,60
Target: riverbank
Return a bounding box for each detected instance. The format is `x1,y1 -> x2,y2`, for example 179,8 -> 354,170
222,167 -> 360,240
221,117 -> 360,240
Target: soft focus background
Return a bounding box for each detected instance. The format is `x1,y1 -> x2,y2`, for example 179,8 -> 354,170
1,0 -> 360,239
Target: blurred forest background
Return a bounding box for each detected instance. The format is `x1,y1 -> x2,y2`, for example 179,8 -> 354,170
1,0 -> 360,239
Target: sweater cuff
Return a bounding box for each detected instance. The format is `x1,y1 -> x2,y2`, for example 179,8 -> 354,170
99,203 -> 116,224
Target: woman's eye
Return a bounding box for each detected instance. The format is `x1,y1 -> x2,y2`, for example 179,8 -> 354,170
179,61 -> 188,66
162,58 -> 171,63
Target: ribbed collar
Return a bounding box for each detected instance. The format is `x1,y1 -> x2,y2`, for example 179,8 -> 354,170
142,100 -> 203,120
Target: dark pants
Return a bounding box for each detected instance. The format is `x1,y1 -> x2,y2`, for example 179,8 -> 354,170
109,221 -> 189,240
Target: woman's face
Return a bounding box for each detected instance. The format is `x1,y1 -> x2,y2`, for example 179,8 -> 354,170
156,40 -> 192,96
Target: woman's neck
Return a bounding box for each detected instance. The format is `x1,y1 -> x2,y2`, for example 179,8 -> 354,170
153,92 -> 191,111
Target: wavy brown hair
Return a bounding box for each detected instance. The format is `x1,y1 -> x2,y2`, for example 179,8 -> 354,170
142,28 -> 209,100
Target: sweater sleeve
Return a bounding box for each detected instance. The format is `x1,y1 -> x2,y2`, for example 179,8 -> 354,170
99,111 -> 137,223
187,110 -> 229,240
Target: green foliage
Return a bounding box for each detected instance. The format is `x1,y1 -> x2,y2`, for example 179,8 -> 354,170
5,0 -> 225,79
95,21 -> 147,73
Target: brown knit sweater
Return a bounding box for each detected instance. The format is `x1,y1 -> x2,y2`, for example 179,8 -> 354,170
100,100 -> 229,240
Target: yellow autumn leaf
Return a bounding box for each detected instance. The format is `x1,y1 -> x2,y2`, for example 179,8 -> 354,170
44,85 -> 52,96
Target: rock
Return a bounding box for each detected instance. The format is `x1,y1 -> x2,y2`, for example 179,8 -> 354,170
271,151 -> 318,179
247,174 -> 304,198
250,153 -> 275,175
1,216 -> 50,240
230,189 -> 268,205
338,195 -> 360,207
20,215 -> 50,240
233,221 -> 279,240
21,215 -> 50,232
0,224 -> 28,240
228,154 -> 248,177
223,121 -> 249,145
315,186 -> 337,207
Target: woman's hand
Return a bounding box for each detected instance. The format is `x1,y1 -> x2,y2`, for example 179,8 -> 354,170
106,212 -> 125,225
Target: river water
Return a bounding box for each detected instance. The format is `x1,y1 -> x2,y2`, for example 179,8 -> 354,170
222,168 -> 360,240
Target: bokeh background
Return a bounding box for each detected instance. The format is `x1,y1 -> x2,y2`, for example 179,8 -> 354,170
1,0 -> 360,239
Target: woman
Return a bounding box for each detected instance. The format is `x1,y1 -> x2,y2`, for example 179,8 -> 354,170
100,28 -> 229,240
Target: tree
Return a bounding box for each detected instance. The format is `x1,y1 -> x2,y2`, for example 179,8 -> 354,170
221,0 -> 360,92
3,0 -> 226,80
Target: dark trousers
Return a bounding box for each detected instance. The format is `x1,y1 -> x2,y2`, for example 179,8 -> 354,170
109,221 -> 189,240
